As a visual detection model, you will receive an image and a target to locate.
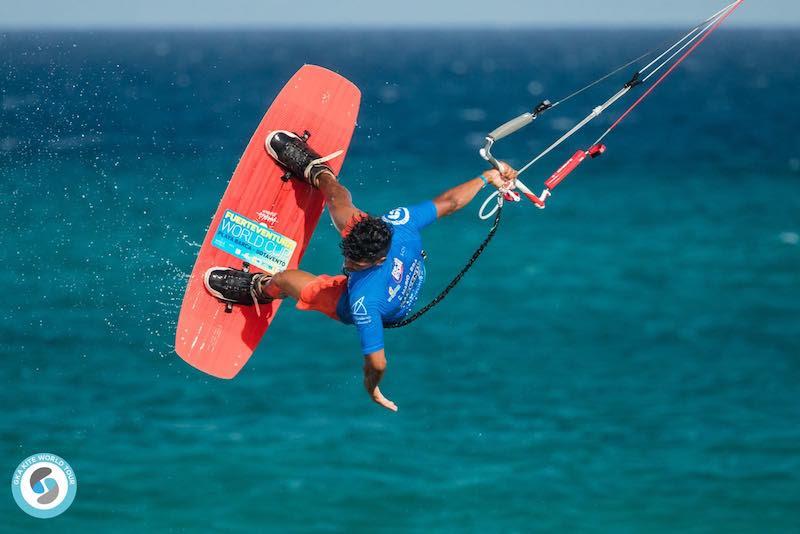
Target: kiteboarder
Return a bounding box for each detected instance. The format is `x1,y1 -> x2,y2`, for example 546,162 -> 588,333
204,130 -> 518,411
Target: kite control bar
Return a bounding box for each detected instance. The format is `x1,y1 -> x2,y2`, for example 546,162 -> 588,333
478,98 -> 605,218
477,140 -> 606,219
476,0 -> 744,220
479,99 -> 612,215
479,100 -> 552,206
538,0 -> 743,208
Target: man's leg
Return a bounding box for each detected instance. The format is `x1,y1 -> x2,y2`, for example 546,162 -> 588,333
261,268 -> 346,322
316,170 -> 366,234
261,269 -> 317,300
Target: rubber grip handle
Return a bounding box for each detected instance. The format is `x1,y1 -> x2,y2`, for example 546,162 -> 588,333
488,113 -> 533,141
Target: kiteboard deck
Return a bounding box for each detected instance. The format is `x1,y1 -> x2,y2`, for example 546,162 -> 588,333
175,65 -> 361,378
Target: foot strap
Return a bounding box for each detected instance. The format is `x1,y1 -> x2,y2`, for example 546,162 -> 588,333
258,277 -> 287,300
305,150 -> 344,186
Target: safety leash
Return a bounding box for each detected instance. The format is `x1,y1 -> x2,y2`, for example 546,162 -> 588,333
384,196 -> 503,328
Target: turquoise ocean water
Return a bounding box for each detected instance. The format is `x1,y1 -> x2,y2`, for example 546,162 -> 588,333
1,29 -> 799,531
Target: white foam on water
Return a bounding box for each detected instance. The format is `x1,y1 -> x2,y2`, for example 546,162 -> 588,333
779,231 -> 798,245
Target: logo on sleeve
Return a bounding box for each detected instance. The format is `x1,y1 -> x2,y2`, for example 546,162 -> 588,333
382,207 -> 410,226
391,258 -> 404,282
351,296 -> 368,316
351,296 -> 372,324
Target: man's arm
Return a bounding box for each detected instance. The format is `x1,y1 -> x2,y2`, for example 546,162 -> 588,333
433,164 -> 517,218
316,171 -> 366,235
363,349 -> 397,412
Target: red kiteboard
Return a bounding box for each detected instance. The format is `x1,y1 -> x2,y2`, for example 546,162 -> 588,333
175,65 -> 361,378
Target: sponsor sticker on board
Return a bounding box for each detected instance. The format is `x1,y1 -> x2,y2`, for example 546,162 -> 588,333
212,210 -> 297,273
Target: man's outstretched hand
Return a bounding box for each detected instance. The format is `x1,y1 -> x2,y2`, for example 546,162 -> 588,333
484,161 -> 519,190
370,386 -> 398,412
364,350 -> 398,412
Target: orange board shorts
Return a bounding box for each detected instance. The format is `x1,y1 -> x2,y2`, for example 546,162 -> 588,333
296,274 -> 348,321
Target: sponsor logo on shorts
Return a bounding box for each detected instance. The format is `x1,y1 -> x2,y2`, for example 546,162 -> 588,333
382,207 -> 410,226
391,258 -> 403,282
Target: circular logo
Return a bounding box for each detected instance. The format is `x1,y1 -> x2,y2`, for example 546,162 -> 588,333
382,207 -> 410,226
11,453 -> 77,518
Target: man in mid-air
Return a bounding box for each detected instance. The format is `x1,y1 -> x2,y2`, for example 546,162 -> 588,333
204,131 -> 517,411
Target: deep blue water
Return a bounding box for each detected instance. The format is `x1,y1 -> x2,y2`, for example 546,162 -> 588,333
1,28 -> 799,532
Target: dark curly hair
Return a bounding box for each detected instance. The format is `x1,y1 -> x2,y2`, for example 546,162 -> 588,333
340,215 -> 393,263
